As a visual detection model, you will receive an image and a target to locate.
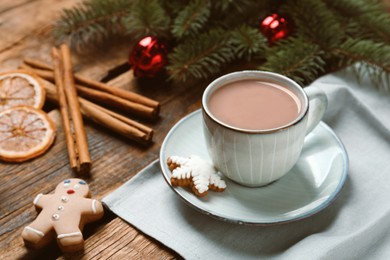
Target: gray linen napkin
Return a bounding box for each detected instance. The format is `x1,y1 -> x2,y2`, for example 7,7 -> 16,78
103,70 -> 390,260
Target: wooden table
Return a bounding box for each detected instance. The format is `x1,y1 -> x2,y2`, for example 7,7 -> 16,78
0,1 -> 202,258
2,1 -> 390,259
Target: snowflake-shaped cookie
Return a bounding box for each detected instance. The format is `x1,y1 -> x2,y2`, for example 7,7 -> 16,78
167,155 -> 226,197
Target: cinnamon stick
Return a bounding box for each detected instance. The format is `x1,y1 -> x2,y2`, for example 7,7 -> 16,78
76,84 -> 155,118
42,78 -> 153,144
79,99 -> 153,143
92,103 -> 153,136
19,64 -> 53,81
59,44 -> 92,174
24,58 -> 53,71
21,61 -> 159,119
51,48 -> 79,172
23,58 -> 159,110
75,74 -> 159,110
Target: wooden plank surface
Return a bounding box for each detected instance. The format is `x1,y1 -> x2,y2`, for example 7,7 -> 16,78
3,1 -> 389,259
0,1 -> 199,259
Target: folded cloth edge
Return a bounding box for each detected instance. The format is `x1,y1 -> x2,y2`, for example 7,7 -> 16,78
102,159 -> 160,208
102,159 -> 194,258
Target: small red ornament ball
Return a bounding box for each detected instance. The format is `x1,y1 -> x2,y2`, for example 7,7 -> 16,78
260,13 -> 291,44
129,36 -> 168,78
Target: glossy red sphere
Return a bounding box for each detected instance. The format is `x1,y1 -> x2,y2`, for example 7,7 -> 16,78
260,13 -> 291,43
129,36 -> 168,77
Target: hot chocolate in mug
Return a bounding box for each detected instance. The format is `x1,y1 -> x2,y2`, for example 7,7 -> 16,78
202,71 -> 328,187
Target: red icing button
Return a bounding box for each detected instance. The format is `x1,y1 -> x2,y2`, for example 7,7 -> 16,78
67,189 -> 75,194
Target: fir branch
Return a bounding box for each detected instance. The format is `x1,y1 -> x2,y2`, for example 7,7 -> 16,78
163,0 -> 191,15
229,25 -> 268,61
171,0 -> 211,39
324,0 -> 390,44
167,28 -> 235,82
332,38 -> 390,89
282,0 -> 345,49
123,0 -> 171,40
211,0 -> 261,14
260,37 -> 326,85
211,1 -> 269,27
53,0 -> 131,50
52,0 -> 390,92
210,0 -> 234,13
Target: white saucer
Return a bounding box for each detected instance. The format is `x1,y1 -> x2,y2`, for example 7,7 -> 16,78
159,110 -> 348,225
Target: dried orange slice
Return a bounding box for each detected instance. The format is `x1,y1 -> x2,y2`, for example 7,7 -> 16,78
0,70 -> 45,112
0,106 -> 56,162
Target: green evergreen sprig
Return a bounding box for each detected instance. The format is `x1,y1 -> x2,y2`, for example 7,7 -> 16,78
335,38 -> 390,89
52,0 -> 390,90
282,0 -> 345,49
260,37 -> 326,85
123,0 -> 170,40
230,25 -> 268,61
52,0 -> 131,50
171,0 -> 211,39
325,0 -> 390,44
167,28 -> 235,82
168,26 -> 268,82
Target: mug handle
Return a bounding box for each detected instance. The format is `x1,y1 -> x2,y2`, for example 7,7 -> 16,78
303,86 -> 328,135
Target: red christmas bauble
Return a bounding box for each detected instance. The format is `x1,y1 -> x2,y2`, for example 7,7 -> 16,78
260,13 -> 291,44
129,36 -> 168,78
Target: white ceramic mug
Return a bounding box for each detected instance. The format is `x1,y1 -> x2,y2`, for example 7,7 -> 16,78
202,71 -> 328,187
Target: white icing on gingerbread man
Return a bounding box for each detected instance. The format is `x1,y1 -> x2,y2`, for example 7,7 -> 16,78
167,155 -> 226,197
22,178 -> 104,252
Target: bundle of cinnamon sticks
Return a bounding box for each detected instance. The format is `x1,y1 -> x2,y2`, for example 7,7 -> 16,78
21,44 -> 160,174
21,59 -> 159,120
51,45 -> 91,174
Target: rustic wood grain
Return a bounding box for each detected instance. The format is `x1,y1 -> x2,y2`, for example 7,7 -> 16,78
0,0 -> 203,259
0,71 -> 198,258
2,1 -> 389,259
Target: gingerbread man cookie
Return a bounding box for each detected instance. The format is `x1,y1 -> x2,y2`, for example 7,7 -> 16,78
22,178 -> 104,252
167,155 -> 227,197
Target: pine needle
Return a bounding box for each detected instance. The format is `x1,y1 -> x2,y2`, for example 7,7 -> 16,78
123,0 -> 170,40
52,0 -> 390,91
171,0 -> 211,39
167,28 -> 235,82
212,0 -> 262,14
260,37 -> 326,85
229,25 -> 268,61
53,0 -> 131,50
213,1 -> 269,27
325,0 -> 390,44
333,38 -> 390,90
282,0 -> 345,49
163,1 -> 191,15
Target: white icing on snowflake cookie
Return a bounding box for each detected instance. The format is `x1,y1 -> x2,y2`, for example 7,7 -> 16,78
167,155 -> 226,197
